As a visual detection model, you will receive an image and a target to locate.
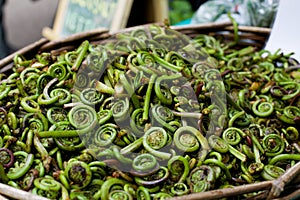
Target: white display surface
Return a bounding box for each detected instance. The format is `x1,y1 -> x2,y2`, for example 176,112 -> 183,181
265,0 -> 300,61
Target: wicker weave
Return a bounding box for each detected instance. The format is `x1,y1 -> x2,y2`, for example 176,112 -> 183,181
0,22 -> 270,70
1,22 -> 300,200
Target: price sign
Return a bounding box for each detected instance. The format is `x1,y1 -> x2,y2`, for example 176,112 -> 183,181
43,0 -> 133,40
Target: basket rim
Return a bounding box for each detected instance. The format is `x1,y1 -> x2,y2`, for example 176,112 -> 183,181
0,22 -> 271,70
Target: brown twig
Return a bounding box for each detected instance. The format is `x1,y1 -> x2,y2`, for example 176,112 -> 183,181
224,25 -> 271,34
0,194 -> 8,200
0,182 -> 49,200
274,187 -> 300,200
168,181 -> 273,200
39,28 -> 109,52
267,161 -> 300,200
168,161 -> 300,200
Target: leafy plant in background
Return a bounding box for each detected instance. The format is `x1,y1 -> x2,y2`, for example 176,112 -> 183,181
169,0 -> 194,25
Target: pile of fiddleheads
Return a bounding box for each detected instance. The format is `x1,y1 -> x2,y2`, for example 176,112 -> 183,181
0,23 -> 299,200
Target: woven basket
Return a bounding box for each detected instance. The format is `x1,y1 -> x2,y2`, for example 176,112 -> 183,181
1,22 -> 300,200
0,22 -> 270,70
